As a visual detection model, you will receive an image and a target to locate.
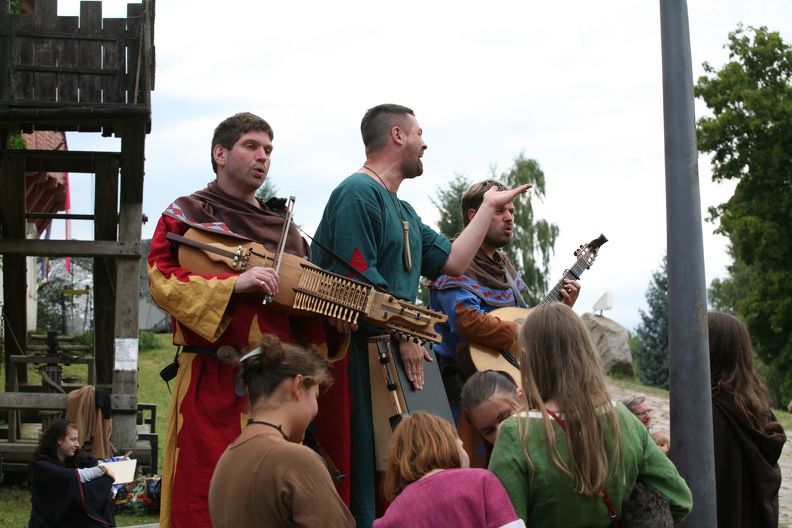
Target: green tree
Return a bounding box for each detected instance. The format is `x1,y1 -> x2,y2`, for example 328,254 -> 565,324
430,173 -> 471,239
695,26 -> 792,394
8,134 -> 26,149
255,178 -> 278,203
633,256 -> 669,389
36,276 -> 73,333
36,258 -> 93,334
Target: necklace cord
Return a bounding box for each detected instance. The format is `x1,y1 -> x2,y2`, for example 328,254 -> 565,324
361,166 -> 413,272
247,419 -> 290,441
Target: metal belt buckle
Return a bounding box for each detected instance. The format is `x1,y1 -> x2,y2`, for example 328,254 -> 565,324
216,345 -> 239,365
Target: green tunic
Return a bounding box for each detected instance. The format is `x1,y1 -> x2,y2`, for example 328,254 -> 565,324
312,172 -> 451,302
489,403 -> 692,527
311,172 -> 452,527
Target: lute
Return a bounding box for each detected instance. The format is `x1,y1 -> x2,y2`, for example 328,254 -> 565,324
465,234 -> 608,384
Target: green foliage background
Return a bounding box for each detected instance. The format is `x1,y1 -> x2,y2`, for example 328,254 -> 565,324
632,256 -> 669,389
695,26 -> 792,399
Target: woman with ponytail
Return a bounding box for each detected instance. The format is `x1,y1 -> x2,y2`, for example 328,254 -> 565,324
209,334 -> 353,527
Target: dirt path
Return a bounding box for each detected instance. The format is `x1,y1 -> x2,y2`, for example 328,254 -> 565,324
607,385 -> 791,526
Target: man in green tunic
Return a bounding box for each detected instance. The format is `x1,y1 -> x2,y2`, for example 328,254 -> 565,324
311,103 -> 530,527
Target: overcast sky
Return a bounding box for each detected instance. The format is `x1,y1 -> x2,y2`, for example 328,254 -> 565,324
54,0 -> 791,331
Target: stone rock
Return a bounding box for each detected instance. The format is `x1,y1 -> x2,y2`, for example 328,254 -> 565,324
581,313 -> 634,375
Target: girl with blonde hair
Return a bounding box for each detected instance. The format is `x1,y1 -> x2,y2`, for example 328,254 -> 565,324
375,411 -> 524,528
209,334 -> 353,528
489,303 -> 692,526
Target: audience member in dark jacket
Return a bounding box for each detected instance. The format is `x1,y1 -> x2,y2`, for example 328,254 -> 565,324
708,312 -> 786,528
29,419 -> 116,528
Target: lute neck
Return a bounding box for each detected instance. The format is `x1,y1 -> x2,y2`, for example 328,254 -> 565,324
539,258 -> 589,306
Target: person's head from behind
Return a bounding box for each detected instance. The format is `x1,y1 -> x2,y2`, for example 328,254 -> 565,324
239,334 -> 332,443
461,370 -> 522,446
707,311 -> 759,391
651,431 -> 670,456
382,412 -> 467,501
518,303 -> 619,498
36,419 -> 80,464
519,303 -> 610,410
707,311 -> 781,435
210,112 -> 274,175
622,393 -> 652,430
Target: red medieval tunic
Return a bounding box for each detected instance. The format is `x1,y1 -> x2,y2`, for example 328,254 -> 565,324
148,182 -> 345,528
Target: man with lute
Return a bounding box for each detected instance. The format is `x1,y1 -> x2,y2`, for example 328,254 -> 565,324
427,179 -> 581,463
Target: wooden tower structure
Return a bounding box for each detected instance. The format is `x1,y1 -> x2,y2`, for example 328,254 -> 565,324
0,0 -> 155,457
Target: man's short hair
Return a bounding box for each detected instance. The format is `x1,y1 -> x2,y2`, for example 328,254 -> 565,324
460,179 -> 507,227
621,393 -> 647,412
360,104 -> 415,155
211,112 -> 274,174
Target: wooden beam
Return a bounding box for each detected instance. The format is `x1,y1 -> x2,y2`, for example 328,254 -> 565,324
117,121 -> 146,204
0,151 -> 27,237
0,105 -> 150,125
94,157 -> 120,385
2,256 -> 28,387
0,439 -> 152,464
113,204 -> 143,446
0,154 -> 29,387
112,122 -> 146,446
94,158 -> 120,240
0,239 -> 140,257
94,256 -> 116,385
0,392 -> 137,411
0,149 -> 122,173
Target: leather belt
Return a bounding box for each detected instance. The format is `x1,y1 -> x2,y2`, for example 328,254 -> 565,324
178,345 -> 246,396
182,345 -> 240,365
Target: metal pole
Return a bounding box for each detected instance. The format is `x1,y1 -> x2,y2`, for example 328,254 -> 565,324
659,1 -> 717,525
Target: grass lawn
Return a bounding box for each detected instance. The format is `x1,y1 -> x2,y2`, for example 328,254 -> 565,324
0,333 -> 175,526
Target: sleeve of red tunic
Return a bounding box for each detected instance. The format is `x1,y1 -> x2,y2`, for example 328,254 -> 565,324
147,214 -> 239,342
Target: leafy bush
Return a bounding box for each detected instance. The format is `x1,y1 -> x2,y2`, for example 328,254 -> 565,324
138,331 -> 159,351
756,356 -> 786,410
73,331 -> 93,347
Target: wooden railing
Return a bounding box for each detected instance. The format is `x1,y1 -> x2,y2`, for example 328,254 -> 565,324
0,0 -> 154,108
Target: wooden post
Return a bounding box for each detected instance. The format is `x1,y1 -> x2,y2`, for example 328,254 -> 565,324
0,153 -> 29,387
93,158 -> 120,385
110,121 -> 146,448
